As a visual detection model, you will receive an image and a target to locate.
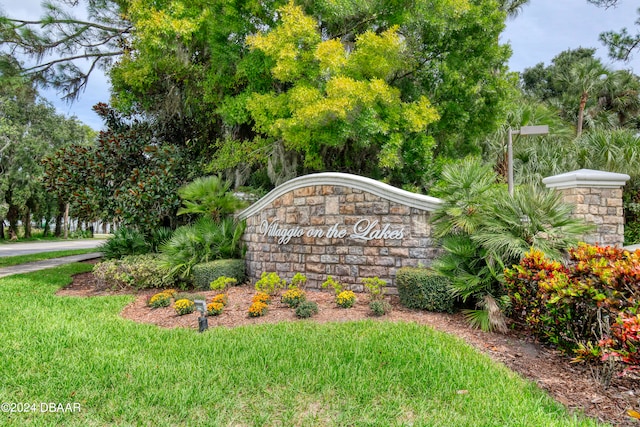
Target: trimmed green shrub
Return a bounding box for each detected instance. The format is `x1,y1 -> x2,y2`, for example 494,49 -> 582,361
191,259 -> 245,289
369,300 -> 392,316
396,267 -> 455,313
295,301 -> 319,318
93,254 -> 175,289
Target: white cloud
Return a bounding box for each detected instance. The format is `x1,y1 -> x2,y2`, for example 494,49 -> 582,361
503,0 -> 640,72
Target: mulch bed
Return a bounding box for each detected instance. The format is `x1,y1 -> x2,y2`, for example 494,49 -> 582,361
58,268 -> 640,426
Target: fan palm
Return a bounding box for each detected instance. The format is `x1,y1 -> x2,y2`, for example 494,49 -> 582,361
558,58 -> 609,137
430,157 -> 498,237
498,0 -> 531,18
599,69 -> 640,128
160,217 -> 246,280
576,129 -> 640,175
177,175 -> 245,221
431,157 -> 593,332
472,185 -> 593,264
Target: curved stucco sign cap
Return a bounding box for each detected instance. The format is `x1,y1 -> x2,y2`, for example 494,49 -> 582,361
237,172 -> 443,220
542,169 -> 631,190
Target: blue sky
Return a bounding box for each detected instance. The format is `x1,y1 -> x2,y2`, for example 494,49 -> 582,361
502,0 -> 640,73
3,0 -> 640,130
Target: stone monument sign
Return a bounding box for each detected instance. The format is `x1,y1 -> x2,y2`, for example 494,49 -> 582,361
238,173 -> 443,290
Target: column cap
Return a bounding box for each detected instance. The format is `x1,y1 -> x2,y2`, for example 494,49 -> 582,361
543,169 -> 630,189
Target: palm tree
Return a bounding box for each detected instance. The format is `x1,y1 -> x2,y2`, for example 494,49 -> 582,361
477,99 -> 573,183
576,129 -> 640,175
559,58 -> 609,137
431,157 -> 593,332
176,175 -> 245,222
473,185 -> 593,263
498,0 -> 531,18
599,69 -> 640,128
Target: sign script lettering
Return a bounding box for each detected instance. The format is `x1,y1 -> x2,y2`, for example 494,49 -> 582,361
260,219 -> 404,245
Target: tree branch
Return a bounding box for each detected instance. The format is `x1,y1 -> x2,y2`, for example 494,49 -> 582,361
23,51 -> 123,73
6,17 -> 130,34
1,6 -> 131,101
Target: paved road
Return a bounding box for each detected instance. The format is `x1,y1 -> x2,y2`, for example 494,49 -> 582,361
0,252 -> 103,278
0,239 -> 106,257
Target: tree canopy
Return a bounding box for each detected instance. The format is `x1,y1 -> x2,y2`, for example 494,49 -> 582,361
0,56 -> 94,238
4,0 -> 512,191
42,103 -> 195,234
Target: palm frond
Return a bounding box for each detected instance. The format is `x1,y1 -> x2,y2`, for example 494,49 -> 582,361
177,175 -> 245,220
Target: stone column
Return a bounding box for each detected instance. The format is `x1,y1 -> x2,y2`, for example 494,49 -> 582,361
542,169 -> 630,247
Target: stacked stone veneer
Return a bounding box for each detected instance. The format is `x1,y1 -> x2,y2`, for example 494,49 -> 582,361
238,173 -> 443,291
542,169 -> 630,246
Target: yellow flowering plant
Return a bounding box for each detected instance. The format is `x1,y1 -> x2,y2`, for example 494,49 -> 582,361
336,290 -> 357,308
148,291 -> 171,308
174,298 -> 195,316
281,287 -> 306,308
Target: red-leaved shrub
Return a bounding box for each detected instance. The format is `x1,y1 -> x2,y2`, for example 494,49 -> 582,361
504,243 -> 640,378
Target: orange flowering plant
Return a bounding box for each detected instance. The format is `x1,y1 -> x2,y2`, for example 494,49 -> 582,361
248,301 -> 268,317
207,302 -> 224,316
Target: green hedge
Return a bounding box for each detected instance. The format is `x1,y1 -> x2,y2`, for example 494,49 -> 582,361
192,259 -> 246,289
396,267 -> 455,313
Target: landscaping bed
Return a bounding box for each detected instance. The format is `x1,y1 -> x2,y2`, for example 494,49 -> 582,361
58,267 -> 640,427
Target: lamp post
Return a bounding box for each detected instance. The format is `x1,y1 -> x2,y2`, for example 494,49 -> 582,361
507,125 -> 549,195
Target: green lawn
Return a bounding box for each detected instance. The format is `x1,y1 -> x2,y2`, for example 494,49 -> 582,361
0,249 -> 99,268
0,264 -> 605,426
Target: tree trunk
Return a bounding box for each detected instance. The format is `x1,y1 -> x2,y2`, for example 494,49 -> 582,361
577,91 -> 588,137
54,201 -> 64,237
54,214 -> 62,237
63,203 -> 69,239
7,204 -> 19,240
0,219 -> 4,240
23,208 -> 31,239
43,217 -> 51,237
